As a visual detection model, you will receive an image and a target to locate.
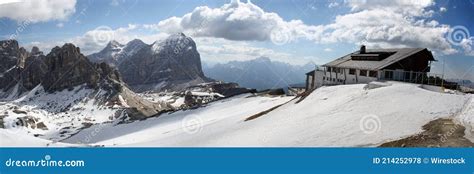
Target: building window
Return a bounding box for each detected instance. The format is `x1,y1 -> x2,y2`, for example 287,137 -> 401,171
349,69 -> 356,75
360,70 -> 367,76
327,67 -> 332,72
369,71 -> 378,78
384,71 -> 393,79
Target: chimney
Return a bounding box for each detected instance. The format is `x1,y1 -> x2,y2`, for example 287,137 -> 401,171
360,45 -> 366,54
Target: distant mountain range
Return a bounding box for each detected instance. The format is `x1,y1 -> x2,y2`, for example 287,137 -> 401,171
88,33 -> 211,92
447,79 -> 474,88
203,57 -> 316,90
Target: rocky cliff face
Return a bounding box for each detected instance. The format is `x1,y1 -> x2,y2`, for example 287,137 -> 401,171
0,40 -> 21,73
20,52 -> 47,90
41,43 -> 121,92
89,33 -> 210,92
0,40 -> 32,91
0,42 -> 122,93
0,40 -> 173,122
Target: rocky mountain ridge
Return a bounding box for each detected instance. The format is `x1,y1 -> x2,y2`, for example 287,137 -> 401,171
0,40 -> 172,121
88,33 -> 210,92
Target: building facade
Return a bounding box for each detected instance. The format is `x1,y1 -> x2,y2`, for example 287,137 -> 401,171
307,46 -> 436,89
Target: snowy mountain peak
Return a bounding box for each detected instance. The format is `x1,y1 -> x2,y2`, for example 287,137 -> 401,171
151,33 -> 196,55
105,40 -> 124,50
127,39 -> 145,47
122,39 -> 146,56
253,57 -> 271,63
167,32 -> 189,42
151,41 -> 162,54
88,34 -> 208,93
88,39 -> 147,66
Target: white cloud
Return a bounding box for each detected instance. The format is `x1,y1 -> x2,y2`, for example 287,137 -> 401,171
24,0 -> 473,61
344,0 -> 435,16
0,0 -> 76,22
56,23 -> 64,28
0,0 -> 21,5
324,48 -> 333,52
155,0 -> 460,55
460,38 -> 474,56
68,24 -> 169,54
194,37 -> 318,65
320,0 -> 455,54
157,0 -> 322,43
440,7 -> 447,12
328,2 -> 339,8
321,9 -> 455,54
110,0 -> 120,6
23,41 -> 58,53
26,24 -> 169,55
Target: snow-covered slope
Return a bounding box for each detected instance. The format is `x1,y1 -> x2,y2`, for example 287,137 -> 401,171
0,84 -> 126,142
61,82 -> 473,147
457,97 -> 474,142
3,81 -> 473,147
63,94 -> 292,145
0,129 -> 78,147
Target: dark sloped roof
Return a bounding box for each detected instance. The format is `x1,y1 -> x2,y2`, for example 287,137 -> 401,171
306,70 -> 315,75
323,48 -> 435,71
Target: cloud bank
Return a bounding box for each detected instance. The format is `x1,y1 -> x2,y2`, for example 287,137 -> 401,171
155,0 -> 462,55
0,0 -> 76,22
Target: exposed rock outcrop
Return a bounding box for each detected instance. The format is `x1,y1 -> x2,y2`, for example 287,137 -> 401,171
21,55 -> 47,90
89,33 -> 211,93
0,40 -> 26,92
42,43 -> 121,92
0,40 -> 171,120
0,40 -> 21,73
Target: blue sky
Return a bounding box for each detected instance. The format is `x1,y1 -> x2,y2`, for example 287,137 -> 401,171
0,0 -> 473,81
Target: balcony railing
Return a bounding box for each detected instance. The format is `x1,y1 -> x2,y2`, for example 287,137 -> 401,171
378,69 -> 458,89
